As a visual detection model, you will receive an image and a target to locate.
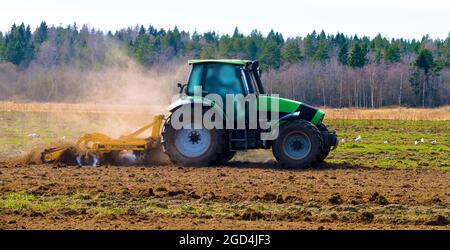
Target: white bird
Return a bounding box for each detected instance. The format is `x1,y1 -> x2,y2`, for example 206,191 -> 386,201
414,140 -> 419,145
341,138 -> 346,144
354,135 -> 362,143
420,138 -> 425,143
61,136 -> 66,140
28,133 -> 40,138
431,140 -> 437,145
384,140 -> 389,144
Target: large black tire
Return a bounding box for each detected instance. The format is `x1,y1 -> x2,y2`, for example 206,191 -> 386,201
272,119 -> 323,169
161,110 -> 227,166
316,123 -> 331,163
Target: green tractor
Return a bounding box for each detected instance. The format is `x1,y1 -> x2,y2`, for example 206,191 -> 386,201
161,59 -> 338,168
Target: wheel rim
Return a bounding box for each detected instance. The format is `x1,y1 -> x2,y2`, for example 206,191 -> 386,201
282,131 -> 312,160
175,126 -> 212,158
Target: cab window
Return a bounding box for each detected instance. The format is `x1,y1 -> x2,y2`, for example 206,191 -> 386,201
204,63 -> 244,97
187,64 -> 204,95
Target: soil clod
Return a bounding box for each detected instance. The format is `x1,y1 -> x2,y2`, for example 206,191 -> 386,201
369,192 -> 389,205
242,208 -> 266,221
329,193 -> 343,205
361,211 -> 375,223
263,193 -> 277,202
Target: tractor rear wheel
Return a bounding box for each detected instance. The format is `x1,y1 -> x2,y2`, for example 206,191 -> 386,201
272,119 -> 323,169
161,110 -> 226,166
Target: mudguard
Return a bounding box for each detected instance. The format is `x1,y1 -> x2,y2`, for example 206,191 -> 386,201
167,96 -> 227,121
277,112 -> 338,149
168,97 -> 212,112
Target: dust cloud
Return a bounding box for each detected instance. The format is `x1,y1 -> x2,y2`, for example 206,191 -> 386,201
0,41 -> 190,160
0,40 -> 189,107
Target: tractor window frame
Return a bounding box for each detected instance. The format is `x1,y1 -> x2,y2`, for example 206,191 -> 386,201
244,69 -> 257,95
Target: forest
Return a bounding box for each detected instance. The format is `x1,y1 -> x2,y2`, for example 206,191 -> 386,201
0,22 -> 449,107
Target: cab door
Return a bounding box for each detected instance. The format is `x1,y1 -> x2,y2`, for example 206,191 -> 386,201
202,63 -> 248,125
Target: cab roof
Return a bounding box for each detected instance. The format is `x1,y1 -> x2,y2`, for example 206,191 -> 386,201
188,59 -> 252,66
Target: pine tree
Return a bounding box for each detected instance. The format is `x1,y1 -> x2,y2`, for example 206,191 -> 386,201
3,23 -> 34,66
312,39 -> 328,61
138,25 -> 146,36
200,45 -> 216,59
384,42 -> 401,64
437,35 -> 449,67
338,43 -> 349,65
245,30 -> 263,59
349,41 -> 366,68
134,33 -> 153,66
231,27 -> 244,53
246,38 -> 258,60
282,39 -> 302,64
188,31 -> 202,56
267,29 -> 284,46
260,39 -> 281,69
414,49 -> 435,73
334,32 -> 347,48
22,25 -> 34,66
409,49 -> 438,107
302,31 -> 317,59
148,25 -> 157,36
34,21 -> 48,45
218,35 -> 232,57
372,33 -> 387,63
172,26 -> 183,54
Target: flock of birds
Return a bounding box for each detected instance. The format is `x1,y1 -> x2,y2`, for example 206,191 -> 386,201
340,135 -> 438,145
28,133 -> 439,146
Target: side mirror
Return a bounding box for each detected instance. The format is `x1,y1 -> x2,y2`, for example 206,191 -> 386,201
177,83 -> 187,94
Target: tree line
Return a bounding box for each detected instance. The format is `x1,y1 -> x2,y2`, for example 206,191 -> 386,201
0,22 -> 449,107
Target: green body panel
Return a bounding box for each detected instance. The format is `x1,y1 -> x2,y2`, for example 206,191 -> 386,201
257,95 -> 300,113
171,95 -> 324,125
312,110 -> 325,125
257,95 -> 324,125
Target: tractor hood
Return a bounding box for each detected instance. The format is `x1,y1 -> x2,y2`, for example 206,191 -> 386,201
257,95 -> 325,125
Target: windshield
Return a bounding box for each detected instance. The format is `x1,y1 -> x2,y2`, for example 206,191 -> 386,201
187,64 -> 204,95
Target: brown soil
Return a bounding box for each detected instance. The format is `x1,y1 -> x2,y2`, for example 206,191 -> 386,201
19,143 -> 76,165
0,160 -> 449,230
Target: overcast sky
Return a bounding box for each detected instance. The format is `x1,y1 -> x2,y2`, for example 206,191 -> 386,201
1,0 -> 449,39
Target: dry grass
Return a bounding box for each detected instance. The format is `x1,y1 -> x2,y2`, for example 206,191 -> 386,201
0,101 -> 449,121
322,106 -> 450,121
0,101 -> 165,115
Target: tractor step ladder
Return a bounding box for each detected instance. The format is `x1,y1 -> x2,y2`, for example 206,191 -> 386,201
229,130 -> 248,151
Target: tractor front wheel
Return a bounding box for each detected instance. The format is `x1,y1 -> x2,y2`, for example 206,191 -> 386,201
272,119 -> 323,169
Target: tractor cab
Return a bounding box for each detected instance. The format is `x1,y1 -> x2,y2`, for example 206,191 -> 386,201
178,59 -> 265,101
